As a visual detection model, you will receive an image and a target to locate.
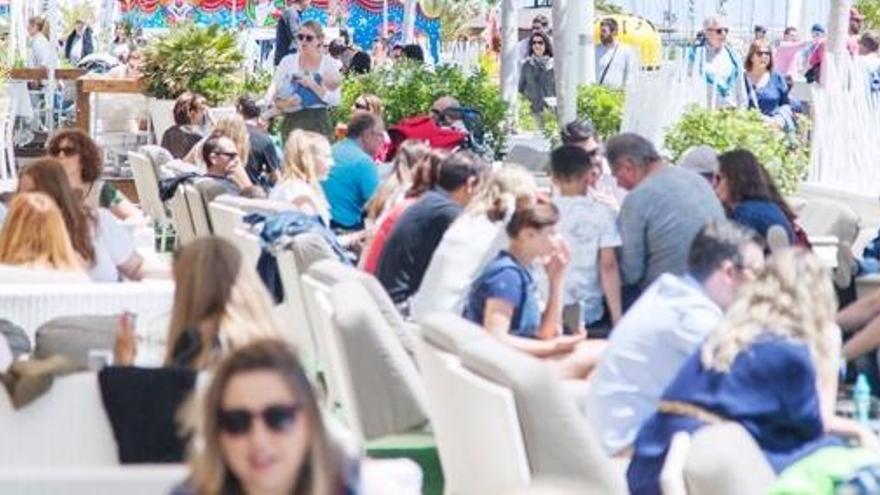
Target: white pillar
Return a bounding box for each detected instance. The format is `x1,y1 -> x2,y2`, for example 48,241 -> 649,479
786,0 -> 805,32
403,0 -> 417,43
578,0 -> 596,86
382,0 -> 389,37
500,0 -> 519,117
823,0 -> 851,83
553,0 -> 578,124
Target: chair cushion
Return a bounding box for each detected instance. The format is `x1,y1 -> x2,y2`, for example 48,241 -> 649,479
795,198 -> 860,245
418,313 -> 491,355
308,259 -> 416,358
684,423 -> 775,495
291,235 -> 337,275
0,319 -> 31,358
458,337 -> 627,494
329,281 -> 429,440
34,316 -> 118,368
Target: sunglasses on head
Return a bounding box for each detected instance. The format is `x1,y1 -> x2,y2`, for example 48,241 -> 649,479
218,404 -> 300,435
51,145 -> 79,157
297,33 -> 315,42
353,101 -> 369,110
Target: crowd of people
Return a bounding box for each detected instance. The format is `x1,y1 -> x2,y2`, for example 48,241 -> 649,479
10,5 -> 880,495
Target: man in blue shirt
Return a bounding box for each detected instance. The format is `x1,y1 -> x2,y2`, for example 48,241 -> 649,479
322,112 -> 384,230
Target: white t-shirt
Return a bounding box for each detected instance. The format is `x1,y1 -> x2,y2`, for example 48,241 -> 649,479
586,274 -> 722,455
272,52 -> 342,109
554,195 -> 621,324
88,209 -> 136,282
410,212 -> 510,320
29,34 -> 58,69
269,179 -> 330,224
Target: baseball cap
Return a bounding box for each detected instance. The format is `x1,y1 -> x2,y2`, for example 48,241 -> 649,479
811,23 -> 825,34
679,145 -> 719,176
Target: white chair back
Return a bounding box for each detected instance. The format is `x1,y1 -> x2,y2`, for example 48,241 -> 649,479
275,249 -> 319,366
0,465 -> 187,495
414,335 -> 530,495
659,432 -> 691,495
0,373 -> 117,466
231,227 -> 263,276
300,274 -> 354,433
183,185 -> 212,236
167,186 -> 196,245
208,201 -> 246,240
0,281 -> 175,343
127,151 -> 166,223
1,102 -> 15,182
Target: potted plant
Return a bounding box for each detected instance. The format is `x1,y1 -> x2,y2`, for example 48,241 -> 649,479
142,23 -> 245,141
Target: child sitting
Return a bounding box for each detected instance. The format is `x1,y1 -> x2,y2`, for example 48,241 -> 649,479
462,201 -> 606,379
549,145 -> 622,334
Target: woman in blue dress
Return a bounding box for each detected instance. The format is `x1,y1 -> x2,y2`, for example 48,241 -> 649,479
627,249 -> 879,495
743,39 -> 794,131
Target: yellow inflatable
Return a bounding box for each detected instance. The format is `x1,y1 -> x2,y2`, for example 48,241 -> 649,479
594,14 -> 662,69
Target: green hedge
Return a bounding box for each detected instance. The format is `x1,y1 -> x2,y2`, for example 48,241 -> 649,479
664,106 -> 810,195
332,62 -> 508,157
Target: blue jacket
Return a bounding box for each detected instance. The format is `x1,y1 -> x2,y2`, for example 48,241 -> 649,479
243,211 -> 354,303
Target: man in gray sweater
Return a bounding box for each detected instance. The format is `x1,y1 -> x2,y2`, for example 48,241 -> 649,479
605,133 -> 725,290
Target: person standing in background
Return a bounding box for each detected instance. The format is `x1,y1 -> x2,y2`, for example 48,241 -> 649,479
63,20 -> 93,65
595,18 -> 639,89
273,0 -> 312,66
27,16 -> 58,70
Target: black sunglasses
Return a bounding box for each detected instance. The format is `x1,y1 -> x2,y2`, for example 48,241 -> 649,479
712,28 -> 729,34
531,39 -> 545,45
218,404 -> 300,435
297,33 -> 315,42
214,151 -> 238,159
757,50 -> 772,56
353,101 -> 369,110
51,145 -> 79,157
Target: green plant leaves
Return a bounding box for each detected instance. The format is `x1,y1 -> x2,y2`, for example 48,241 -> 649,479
664,106 -> 810,195
142,23 -> 245,106
538,84 -> 625,145
332,62 -> 508,157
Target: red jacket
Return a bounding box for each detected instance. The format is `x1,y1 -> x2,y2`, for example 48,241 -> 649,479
387,115 -> 468,158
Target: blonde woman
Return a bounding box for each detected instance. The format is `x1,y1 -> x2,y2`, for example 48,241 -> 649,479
173,340 -> 350,494
114,237 -> 282,369
185,115 -> 252,171
0,192 -> 90,282
269,129 -> 332,225
627,249 -> 878,495
410,165 -> 538,319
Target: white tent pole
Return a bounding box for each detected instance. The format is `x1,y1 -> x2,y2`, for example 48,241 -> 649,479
402,0 -> 416,43
500,0 -> 518,127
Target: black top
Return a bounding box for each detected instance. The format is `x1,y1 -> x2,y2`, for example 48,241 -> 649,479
245,124 -> 281,189
160,125 -> 203,160
376,189 -> 463,304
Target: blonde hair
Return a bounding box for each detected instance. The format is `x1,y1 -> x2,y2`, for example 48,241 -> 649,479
353,94 -> 384,119
165,237 -> 283,369
281,129 -> 330,184
701,249 -> 838,383
468,164 -> 538,221
212,115 -> 251,165
0,192 -> 83,271
28,16 -> 49,37
187,340 -> 342,495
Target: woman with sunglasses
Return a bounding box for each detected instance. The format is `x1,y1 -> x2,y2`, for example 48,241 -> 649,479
271,20 -> 342,144
173,340 -> 351,495
744,40 -> 794,131
518,31 -> 555,131
47,129 -> 142,222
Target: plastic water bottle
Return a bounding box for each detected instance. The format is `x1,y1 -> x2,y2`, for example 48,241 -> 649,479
854,373 -> 872,423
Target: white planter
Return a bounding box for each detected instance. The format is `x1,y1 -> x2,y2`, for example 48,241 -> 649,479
147,97 -> 176,144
